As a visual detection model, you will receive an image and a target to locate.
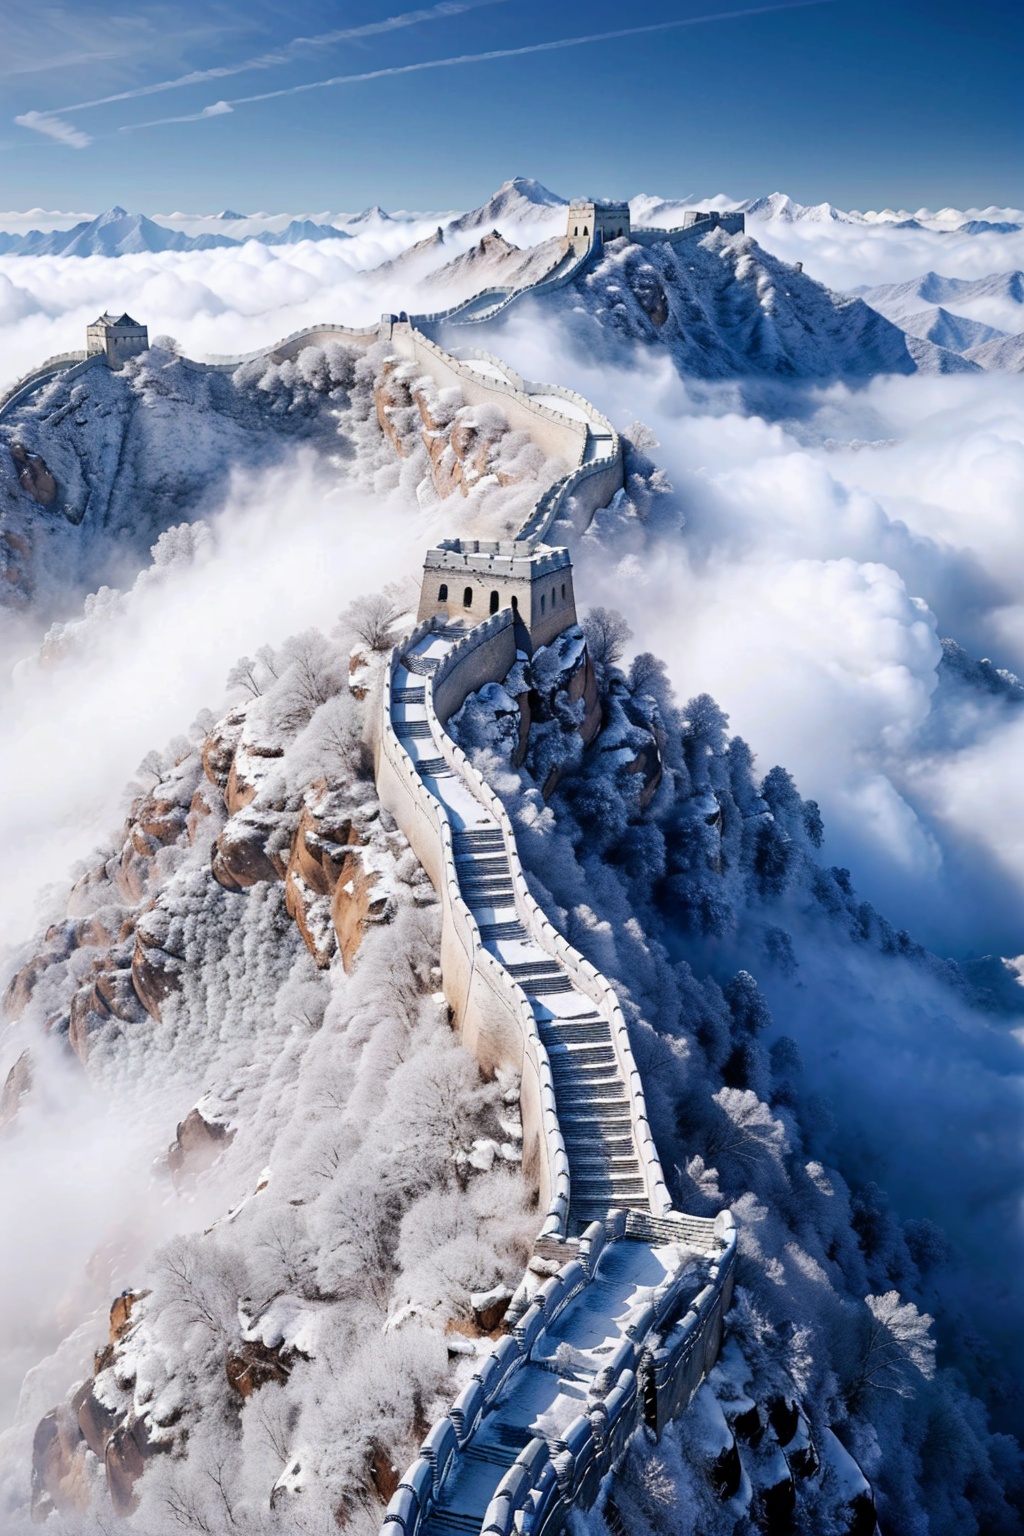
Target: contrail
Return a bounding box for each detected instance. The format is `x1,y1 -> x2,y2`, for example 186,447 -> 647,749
122,0 -> 835,131
49,0 -> 507,115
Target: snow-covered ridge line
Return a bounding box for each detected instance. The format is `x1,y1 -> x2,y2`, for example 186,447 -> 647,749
382,1212 -> 737,1536
378,611 -> 572,1235
1,210 -> 736,1532
422,637 -> 671,1220
0,350 -> 100,418
377,612 -> 736,1536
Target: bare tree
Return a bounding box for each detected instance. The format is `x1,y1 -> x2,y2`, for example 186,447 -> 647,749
582,606 -> 633,676
845,1291 -> 936,1408
341,593 -> 403,653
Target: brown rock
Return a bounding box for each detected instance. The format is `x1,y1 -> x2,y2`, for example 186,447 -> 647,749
226,1339 -> 291,1399
94,1342 -> 115,1377
113,846 -> 151,905
211,808 -> 283,891
289,801 -> 355,896
109,1289 -> 145,1345
167,1107 -> 234,1185
187,786 -> 213,842
73,1380 -> 119,1458
3,954 -> 52,1021
473,1290 -> 513,1332
69,961 -> 146,1061
285,870 -> 336,969
369,1441 -> 401,1503
374,363 -> 416,456
10,443 -> 57,506
30,1404 -> 90,1520
130,794 -> 187,849
202,705 -> 246,794
104,1416 -> 163,1516
130,939 -> 180,1022
66,862 -> 115,918
0,1050 -> 32,1128
225,741 -> 284,815
331,847 -> 394,973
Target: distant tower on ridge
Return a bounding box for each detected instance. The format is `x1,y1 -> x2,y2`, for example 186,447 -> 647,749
564,200 -> 632,255
86,312 -> 149,369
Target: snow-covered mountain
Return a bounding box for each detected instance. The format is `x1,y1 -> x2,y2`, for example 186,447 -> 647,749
897,306 -> 1006,352
482,227 -> 976,380
2,179 -> 1024,1536
858,270 -> 1024,365
0,345 -> 361,617
0,207 -> 352,256
444,176 -> 567,234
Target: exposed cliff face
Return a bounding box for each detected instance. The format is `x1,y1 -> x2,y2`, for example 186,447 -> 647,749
0,340 -> 361,619
3,615 -> 535,1532
520,230 -> 974,383
2,647 -> 400,1061
373,356 -> 554,506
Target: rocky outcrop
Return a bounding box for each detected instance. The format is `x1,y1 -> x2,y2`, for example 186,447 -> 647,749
226,1339 -> 292,1399
131,907 -> 183,1021
0,1049 -> 32,1128
30,1404 -> 92,1522
375,357 -> 541,503
202,703 -> 246,791
30,1291 -> 152,1523
68,951 -> 148,1062
10,442 -> 57,506
167,1105 -> 234,1186
104,1414 -> 167,1517
211,805 -> 286,890
331,846 -> 394,972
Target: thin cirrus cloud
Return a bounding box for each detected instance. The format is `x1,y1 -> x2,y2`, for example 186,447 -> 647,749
12,110 -> 92,150
35,1 -> 507,116
120,0 -> 834,132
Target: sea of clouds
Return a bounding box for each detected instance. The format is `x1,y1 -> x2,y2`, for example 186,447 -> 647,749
1,205 -> 1022,1446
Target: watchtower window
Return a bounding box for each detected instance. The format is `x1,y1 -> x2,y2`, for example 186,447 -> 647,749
561,582 -> 566,599
583,225 -> 589,236
438,582 -> 448,601
489,590 -> 500,615
573,225 -> 578,236
510,595 -> 518,611
551,587 -> 557,607
541,594 -> 546,614
463,586 -> 473,608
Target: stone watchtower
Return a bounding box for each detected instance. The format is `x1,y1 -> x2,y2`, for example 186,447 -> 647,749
86,312 -> 149,369
417,539 -> 577,652
565,200 -> 632,256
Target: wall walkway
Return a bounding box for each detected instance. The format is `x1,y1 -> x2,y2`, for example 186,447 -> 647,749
5,210 -> 744,1532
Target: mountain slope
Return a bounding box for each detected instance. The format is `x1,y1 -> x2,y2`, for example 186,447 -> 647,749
898,307 -> 1007,352
860,270 -> 1024,337
445,176 -> 566,235
0,207 -> 350,256
502,229 -> 974,381
0,343 -> 361,616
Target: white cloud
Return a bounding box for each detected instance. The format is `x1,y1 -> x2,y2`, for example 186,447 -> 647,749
13,110 -> 91,150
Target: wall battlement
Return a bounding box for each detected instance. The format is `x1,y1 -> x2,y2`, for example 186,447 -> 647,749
85,311 -> 149,368
418,539 -> 576,650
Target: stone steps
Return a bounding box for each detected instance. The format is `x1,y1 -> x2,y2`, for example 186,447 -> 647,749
395,719 -> 434,739
392,687 -> 425,704
402,653 -> 440,676
478,921 -> 528,942
415,758 -> 452,777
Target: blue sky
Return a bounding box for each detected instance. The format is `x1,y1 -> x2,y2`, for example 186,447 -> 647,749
0,0 -> 1020,213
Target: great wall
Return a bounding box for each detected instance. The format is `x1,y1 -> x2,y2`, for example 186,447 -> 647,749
2,201 -> 749,1534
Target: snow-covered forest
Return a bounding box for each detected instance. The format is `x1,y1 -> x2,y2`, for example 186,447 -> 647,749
1,181 -> 1023,1536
